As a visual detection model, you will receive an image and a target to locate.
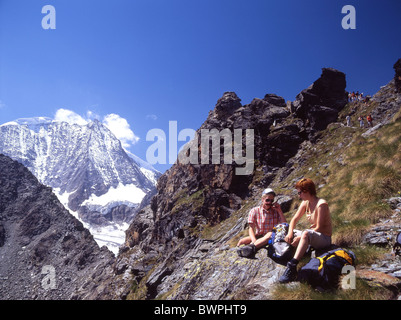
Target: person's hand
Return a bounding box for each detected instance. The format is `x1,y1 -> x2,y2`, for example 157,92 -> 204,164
285,231 -> 293,244
290,236 -> 301,247
272,202 -> 281,210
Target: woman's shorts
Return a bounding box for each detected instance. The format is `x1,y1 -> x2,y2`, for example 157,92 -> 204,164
302,229 -> 331,249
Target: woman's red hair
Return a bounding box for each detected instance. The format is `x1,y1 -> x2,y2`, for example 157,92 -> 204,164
295,178 -> 317,196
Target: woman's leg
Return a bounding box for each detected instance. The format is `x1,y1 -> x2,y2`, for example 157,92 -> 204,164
293,230 -> 310,261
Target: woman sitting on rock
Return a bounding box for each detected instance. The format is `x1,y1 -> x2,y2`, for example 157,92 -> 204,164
279,178 -> 332,283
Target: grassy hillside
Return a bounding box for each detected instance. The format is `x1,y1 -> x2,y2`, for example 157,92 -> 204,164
192,99 -> 401,299
279,113 -> 401,242
268,98 -> 401,299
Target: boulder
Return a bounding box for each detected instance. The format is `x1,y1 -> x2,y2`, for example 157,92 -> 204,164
263,93 -> 287,107
214,92 -> 242,119
155,247 -> 285,300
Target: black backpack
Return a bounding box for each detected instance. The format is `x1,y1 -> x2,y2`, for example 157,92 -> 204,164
267,223 -> 294,265
394,232 -> 401,256
297,248 -> 356,289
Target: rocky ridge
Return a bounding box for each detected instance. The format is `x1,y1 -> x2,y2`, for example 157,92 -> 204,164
0,154 -> 115,299
109,61 -> 401,300
110,67 -> 353,299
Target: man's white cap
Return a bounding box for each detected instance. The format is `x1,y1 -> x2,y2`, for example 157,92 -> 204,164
262,188 -> 276,196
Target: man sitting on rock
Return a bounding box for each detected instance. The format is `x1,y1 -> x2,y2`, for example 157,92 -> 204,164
237,188 -> 286,258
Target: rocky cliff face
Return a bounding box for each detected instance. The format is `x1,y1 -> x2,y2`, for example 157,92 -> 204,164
291,68 -> 348,133
0,154 -> 115,299
110,67 -> 350,299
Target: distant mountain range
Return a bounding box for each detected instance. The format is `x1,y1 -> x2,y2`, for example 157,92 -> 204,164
0,117 -> 160,253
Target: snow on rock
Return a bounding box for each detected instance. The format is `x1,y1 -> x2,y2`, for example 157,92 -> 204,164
83,183 -> 146,207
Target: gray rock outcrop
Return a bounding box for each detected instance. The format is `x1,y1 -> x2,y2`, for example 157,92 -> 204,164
292,68 -> 348,132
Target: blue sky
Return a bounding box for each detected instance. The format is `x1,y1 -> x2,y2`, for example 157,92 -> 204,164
1,0 -> 400,173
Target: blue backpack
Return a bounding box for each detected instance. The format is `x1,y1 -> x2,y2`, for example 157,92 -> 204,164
267,223 -> 294,265
297,248 -> 356,289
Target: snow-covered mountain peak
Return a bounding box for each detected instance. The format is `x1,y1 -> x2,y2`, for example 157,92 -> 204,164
0,116 -> 160,253
0,117 -> 54,132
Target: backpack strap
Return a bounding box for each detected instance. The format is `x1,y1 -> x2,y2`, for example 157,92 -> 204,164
317,249 -> 354,272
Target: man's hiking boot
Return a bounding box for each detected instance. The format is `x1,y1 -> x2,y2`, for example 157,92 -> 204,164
237,244 -> 256,258
279,261 -> 298,283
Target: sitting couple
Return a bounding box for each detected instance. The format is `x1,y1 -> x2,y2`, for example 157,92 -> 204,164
237,178 -> 332,283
